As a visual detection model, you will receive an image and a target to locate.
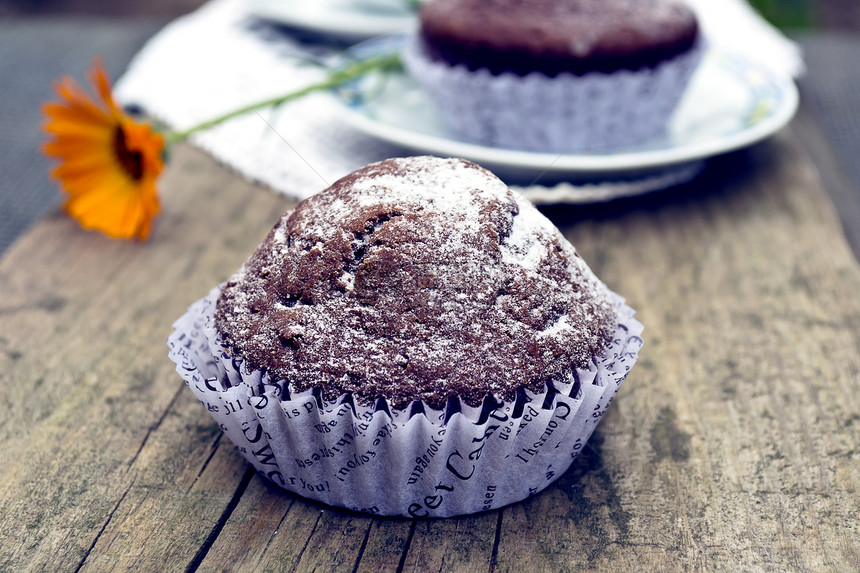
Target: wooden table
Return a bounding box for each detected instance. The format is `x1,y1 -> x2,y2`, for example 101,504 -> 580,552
2,100 -> 860,570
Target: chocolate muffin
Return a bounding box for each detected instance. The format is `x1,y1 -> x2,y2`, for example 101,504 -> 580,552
403,0 -> 703,152
215,156 -> 616,409
168,157 -> 644,516
419,0 -> 699,76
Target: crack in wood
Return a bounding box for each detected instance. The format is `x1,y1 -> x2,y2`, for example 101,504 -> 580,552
184,467 -> 255,573
395,520 -> 417,573
188,433 -> 223,492
127,385 -> 186,470
288,512 -> 323,573
350,522 -> 373,573
254,497 -> 298,570
72,476 -> 136,573
488,509 -> 504,573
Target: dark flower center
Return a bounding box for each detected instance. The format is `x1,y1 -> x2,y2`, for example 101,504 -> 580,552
113,126 -> 144,181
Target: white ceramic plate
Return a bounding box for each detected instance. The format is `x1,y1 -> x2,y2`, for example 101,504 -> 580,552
248,0 -> 416,41
331,38 -> 799,185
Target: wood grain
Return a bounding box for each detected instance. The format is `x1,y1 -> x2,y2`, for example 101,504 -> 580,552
0,145 -> 293,571
1,126 -> 859,572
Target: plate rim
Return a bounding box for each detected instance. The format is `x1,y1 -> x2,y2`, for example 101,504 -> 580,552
331,47 -> 799,176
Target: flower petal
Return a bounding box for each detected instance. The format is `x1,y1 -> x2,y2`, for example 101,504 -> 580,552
90,58 -> 121,116
42,103 -> 114,130
43,57 -> 165,241
54,77 -> 114,122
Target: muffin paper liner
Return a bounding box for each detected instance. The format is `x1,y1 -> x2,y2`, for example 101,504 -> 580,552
402,35 -> 704,153
168,287 -> 643,517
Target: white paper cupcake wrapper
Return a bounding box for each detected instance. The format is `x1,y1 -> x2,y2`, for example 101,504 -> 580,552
402,35 -> 704,153
168,287 -> 643,517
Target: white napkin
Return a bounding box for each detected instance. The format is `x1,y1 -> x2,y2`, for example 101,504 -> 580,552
684,0 -> 804,77
115,0 -> 803,201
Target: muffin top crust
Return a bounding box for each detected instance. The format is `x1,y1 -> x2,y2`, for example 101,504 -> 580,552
419,0 -> 699,76
215,157 -> 617,409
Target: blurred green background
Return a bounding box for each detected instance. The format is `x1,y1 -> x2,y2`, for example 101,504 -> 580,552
750,0 -> 815,29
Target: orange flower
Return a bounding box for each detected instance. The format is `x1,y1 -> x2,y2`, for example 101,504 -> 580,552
43,59 -> 165,240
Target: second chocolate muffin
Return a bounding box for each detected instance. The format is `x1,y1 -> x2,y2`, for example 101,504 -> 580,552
404,0 -> 704,152
420,0 -> 698,76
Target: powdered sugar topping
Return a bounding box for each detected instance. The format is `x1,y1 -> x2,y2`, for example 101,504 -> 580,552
216,157 -> 617,408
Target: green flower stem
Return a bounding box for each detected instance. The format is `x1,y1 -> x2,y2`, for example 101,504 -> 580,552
166,53 -> 402,145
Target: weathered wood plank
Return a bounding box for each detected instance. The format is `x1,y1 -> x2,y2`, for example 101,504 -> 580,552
0,144 -> 292,571
495,131 -> 860,572
398,512 -> 500,573
1,123 -> 859,573
196,479 -> 415,573
352,519 -> 415,572
792,100 -> 860,262
78,426 -> 253,572
280,508 -> 371,572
